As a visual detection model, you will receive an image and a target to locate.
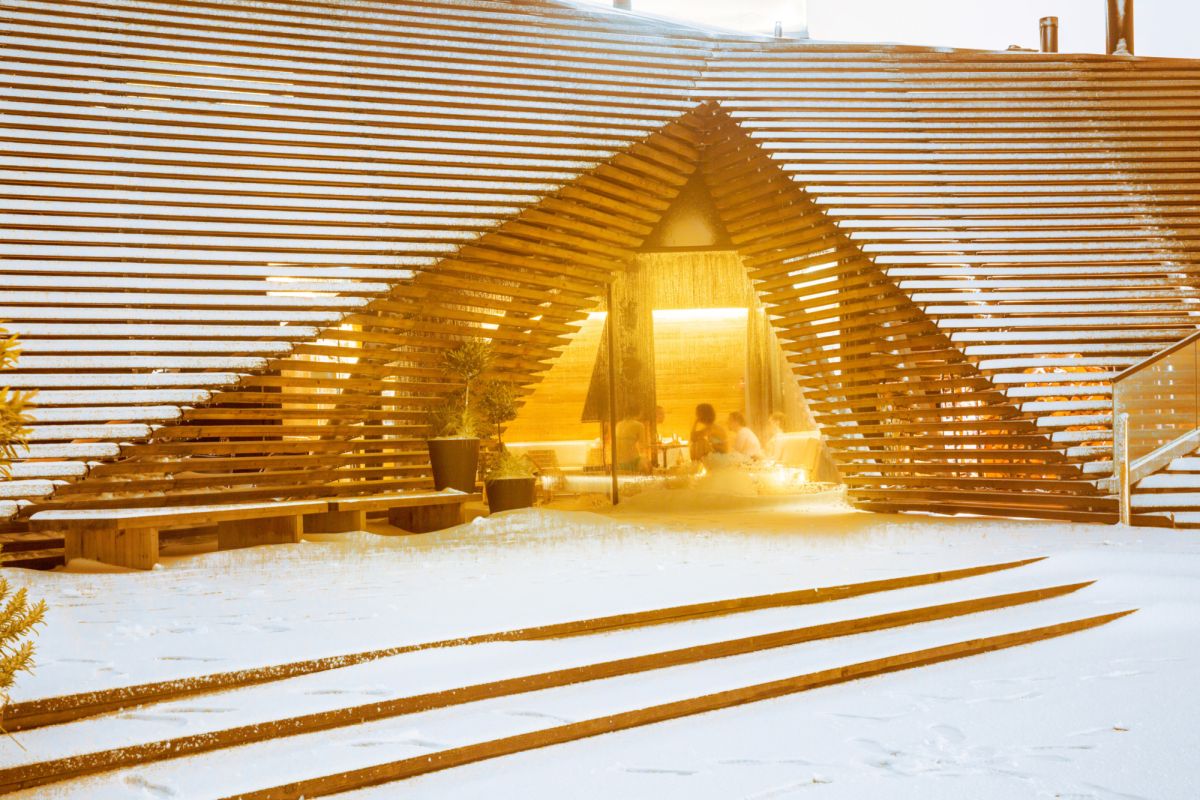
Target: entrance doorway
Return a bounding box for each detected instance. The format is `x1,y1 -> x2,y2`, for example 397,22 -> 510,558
503,249 -> 827,492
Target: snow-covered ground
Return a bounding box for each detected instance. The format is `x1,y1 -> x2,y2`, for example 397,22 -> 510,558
4,488 -> 1199,799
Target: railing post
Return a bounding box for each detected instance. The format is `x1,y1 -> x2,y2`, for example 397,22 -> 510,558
1115,411 -> 1131,526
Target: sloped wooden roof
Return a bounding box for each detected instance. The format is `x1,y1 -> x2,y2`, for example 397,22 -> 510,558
703,45 -> 1200,470
3,0 -> 1200,521
0,0 -> 715,515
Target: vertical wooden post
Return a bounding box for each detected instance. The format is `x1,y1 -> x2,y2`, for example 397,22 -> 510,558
63,523 -> 159,570
1115,411 -> 1131,525
217,515 -> 302,550
606,281 -> 620,505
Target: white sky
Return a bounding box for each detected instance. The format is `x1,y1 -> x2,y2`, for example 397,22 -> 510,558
574,0 -> 1200,58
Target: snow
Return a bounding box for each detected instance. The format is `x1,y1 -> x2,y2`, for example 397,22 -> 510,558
3,488 -> 1198,799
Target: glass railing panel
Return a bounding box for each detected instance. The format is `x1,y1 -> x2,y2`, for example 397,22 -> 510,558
1114,339 -> 1200,461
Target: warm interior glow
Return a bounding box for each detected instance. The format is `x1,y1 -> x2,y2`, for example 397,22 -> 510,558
652,308 -> 748,322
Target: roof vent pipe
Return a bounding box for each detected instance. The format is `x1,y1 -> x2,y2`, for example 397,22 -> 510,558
613,0 -> 631,9
774,20 -> 783,38
1039,16 -> 1058,52
1106,0 -> 1134,55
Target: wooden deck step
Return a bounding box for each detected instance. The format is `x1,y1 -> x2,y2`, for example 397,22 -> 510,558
2,557 -> 1043,732
224,610 -> 1134,800
0,581 -> 1095,795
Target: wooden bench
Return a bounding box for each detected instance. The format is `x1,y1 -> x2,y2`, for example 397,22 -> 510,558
306,490 -> 481,534
29,500 -> 329,570
30,490 -> 481,569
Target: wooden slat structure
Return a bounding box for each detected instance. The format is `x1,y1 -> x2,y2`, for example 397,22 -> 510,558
3,0 -> 1200,529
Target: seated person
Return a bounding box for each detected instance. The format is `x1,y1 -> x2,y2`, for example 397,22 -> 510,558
728,411 -> 763,460
763,412 -> 787,463
690,403 -> 735,468
615,407 -> 650,473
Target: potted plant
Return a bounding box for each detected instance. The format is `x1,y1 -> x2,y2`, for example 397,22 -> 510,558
478,380 -> 537,512
426,339 -> 491,492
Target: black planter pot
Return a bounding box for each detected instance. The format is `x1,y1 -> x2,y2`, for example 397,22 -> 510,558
485,476 -> 536,513
427,437 -> 479,492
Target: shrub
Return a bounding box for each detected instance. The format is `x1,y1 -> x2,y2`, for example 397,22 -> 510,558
0,327 -> 45,719
0,328 -> 31,477
0,578 -> 46,711
484,448 -> 536,480
477,380 -> 518,446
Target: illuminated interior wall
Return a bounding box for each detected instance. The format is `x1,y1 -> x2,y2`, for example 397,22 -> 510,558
508,250 -> 818,450
504,313 -> 606,443
652,307 -> 748,441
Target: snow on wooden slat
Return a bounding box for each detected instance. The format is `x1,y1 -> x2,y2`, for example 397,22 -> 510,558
0,293 -> 369,309
5,462 -> 88,479
0,308 -> 342,323
16,340 -> 295,355
2,373 -> 239,389
24,424 -> 152,442
0,481 -> 55,499
14,356 -> 268,370
0,200 -> 504,230
0,275 -> 392,295
26,406 -> 183,423
6,325 -> 318,340
12,443 -> 122,460
30,390 -> 213,406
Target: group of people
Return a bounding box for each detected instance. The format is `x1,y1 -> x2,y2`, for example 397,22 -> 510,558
689,404 -> 786,469
613,402 -> 787,473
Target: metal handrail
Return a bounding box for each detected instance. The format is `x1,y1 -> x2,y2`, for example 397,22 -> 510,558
1112,327 -> 1200,384
1109,329 -> 1200,524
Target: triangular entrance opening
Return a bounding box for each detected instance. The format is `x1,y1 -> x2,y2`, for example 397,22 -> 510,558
505,166 -> 833,492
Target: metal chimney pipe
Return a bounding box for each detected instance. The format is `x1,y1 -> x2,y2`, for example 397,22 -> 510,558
1039,16 -> 1058,53
613,0 -> 631,9
1106,0 -> 1134,55
774,20 -> 783,38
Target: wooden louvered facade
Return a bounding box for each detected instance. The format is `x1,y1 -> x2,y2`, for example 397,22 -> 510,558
3,0 -> 1200,530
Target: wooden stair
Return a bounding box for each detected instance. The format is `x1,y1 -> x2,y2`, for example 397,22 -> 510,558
1131,450 -> 1200,528
0,559 -> 1136,798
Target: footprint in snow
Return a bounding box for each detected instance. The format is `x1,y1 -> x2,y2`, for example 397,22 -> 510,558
502,710 -> 575,723
351,737 -> 447,749
1030,744 -> 1095,751
624,767 -> 696,776
306,688 -> 389,697
929,724 -> 966,744
1026,752 -> 1074,762
741,777 -> 833,799
124,774 -> 176,798
828,711 -> 906,722
968,690 -> 1043,704
970,674 -> 1053,686
1078,782 -> 1154,800
850,738 -> 895,755
120,712 -> 189,727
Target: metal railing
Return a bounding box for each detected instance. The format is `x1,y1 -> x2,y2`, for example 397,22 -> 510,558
1111,329 -> 1200,524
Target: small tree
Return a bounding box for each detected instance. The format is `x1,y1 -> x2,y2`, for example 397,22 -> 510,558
0,327 -> 45,717
437,340 -> 492,438
477,380 -> 518,448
